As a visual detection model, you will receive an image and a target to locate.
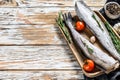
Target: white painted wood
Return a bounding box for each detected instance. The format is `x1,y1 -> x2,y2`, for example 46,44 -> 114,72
0,71 -> 84,80
0,46 -> 80,69
0,25 -> 66,45
0,8 -> 101,25
0,0 -> 105,7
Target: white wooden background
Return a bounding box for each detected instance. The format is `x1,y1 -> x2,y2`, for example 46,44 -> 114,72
0,0 -> 106,79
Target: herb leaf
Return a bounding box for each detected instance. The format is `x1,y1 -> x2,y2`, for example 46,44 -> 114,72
87,45 -> 94,54
56,12 -> 72,43
104,21 -> 120,53
92,14 -> 104,31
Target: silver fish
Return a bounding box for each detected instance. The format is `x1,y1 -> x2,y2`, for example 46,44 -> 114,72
75,0 -> 120,61
63,12 -> 119,72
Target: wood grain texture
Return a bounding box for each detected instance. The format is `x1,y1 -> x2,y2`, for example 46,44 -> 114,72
0,0 -> 17,6
0,7 -> 75,25
0,25 -> 66,45
0,46 -> 80,69
0,71 -> 84,80
0,0 -> 106,7
0,7 -> 102,25
0,7 -> 101,45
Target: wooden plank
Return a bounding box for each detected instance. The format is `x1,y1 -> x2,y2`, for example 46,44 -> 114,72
0,7 -> 75,25
0,71 -> 84,80
15,0 -> 105,7
0,0 -> 105,7
0,7 -> 102,25
0,46 -> 80,69
0,0 -> 17,7
0,25 -> 67,45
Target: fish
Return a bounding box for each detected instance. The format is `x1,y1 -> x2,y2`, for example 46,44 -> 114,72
75,0 -> 120,61
62,12 -> 119,72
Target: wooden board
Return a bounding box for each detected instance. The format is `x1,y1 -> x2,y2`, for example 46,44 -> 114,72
0,71 -> 84,80
0,0 -> 105,7
0,25 -> 67,45
0,0 -> 106,79
0,46 -> 81,69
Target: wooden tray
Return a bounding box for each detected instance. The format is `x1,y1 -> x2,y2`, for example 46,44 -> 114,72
57,11 -> 120,78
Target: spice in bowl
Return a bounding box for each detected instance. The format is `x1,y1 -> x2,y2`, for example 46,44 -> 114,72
104,2 -> 120,19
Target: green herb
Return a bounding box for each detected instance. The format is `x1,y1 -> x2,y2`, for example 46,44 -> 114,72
104,21 -> 120,53
92,14 -> 104,31
86,45 -> 94,54
82,40 -> 86,46
82,40 -> 93,54
56,12 -> 72,43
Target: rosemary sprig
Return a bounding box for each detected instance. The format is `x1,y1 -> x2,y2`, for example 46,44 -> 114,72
56,12 -> 72,43
92,14 -> 104,31
92,13 -> 120,53
104,21 -> 120,53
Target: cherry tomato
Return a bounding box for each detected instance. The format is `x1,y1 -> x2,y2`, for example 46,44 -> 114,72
83,59 -> 95,72
76,21 -> 85,31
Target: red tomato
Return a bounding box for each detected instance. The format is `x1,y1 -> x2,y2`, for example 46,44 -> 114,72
76,21 -> 85,31
83,59 -> 95,72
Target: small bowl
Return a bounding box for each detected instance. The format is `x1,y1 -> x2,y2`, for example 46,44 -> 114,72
104,2 -> 120,19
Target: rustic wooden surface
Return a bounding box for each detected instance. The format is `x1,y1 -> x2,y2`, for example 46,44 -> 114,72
0,0 -> 106,79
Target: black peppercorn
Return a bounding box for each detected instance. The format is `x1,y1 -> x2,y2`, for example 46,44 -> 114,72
106,3 -> 120,15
